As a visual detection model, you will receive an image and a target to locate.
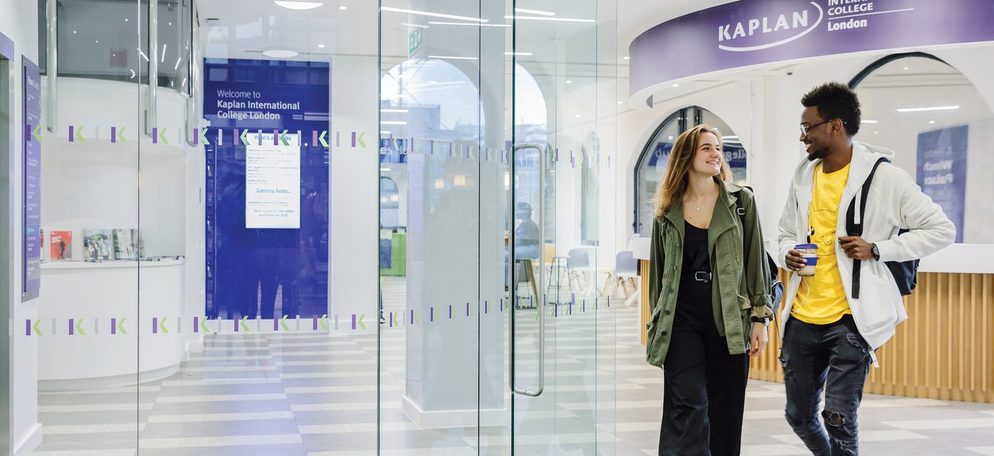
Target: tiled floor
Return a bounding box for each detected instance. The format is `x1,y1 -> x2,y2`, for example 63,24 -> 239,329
30,278 -> 994,455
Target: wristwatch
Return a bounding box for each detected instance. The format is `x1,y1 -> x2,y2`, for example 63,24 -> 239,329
871,243 -> 880,261
750,316 -> 771,326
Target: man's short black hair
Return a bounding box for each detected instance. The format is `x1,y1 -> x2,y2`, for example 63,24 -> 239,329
801,82 -> 861,136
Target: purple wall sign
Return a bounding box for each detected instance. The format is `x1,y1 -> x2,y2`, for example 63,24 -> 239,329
917,126 -> 967,243
22,57 -> 41,301
630,0 -> 994,97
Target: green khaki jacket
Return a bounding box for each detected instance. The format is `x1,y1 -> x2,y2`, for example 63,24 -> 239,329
646,179 -> 774,368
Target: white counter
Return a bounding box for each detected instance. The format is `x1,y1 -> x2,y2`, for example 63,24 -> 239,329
37,259 -> 186,390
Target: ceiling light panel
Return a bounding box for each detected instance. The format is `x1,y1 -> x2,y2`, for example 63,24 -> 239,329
275,1 -> 323,10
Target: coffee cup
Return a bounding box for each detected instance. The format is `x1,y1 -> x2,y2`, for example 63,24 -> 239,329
794,243 -> 817,276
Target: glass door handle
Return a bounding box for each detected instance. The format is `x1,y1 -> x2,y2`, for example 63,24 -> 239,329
511,143 -> 549,397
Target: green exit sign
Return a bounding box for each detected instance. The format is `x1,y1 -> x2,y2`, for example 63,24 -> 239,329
408,28 -> 422,56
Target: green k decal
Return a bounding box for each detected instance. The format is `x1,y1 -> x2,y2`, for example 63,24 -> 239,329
319,314 -> 329,331
240,316 -> 251,332
357,314 -> 367,330
280,130 -> 290,146
355,132 -> 366,148
119,318 -> 128,335
239,129 -> 250,145
159,128 -> 170,145
200,317 -> 210,333
318,131 -> 329,148
76,318 -> 87,336
33,319 -> 42,336
74,126 -> 86,142
159,316 -> 169,334
199,128 -> 210,145
280,315 -> 290,331
32,125 -> 43,143
118,127 -> 128,143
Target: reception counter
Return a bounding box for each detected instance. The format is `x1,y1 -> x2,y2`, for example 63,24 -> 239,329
636,244 -> 994,404
37,259 -> 186,391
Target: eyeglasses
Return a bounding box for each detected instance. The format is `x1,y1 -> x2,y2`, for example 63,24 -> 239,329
799,119 -> 835,136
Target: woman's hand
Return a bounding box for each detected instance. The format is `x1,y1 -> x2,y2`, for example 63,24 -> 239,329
749,321 -> 768,357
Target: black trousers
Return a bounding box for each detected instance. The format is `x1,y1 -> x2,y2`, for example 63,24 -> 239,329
780,315 -> 871,456
659,326 -> 750,456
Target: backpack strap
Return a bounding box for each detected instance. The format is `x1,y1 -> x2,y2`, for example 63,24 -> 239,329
734,187 -> 752,276
845,157 -> 890,299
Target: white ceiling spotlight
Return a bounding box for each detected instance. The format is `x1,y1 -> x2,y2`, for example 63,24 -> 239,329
429,21 -> 510,27
896,105 -> 959,112
504,15 -> 593,23
275,1 -> 323,10
263,49 -> 299,58
427,55 -> 479,61
382,6 -> 488,23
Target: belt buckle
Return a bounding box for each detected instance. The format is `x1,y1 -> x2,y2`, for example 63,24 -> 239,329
694,271 -> 711,283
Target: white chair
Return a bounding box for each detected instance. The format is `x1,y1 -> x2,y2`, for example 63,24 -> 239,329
566,247 -> 596,295
603,250 -> 639,303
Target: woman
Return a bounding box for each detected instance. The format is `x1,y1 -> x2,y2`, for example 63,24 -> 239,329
646,124 -> 774,456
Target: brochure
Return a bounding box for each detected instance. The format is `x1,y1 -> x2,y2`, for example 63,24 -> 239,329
83,229 -> 114,262
50,230 -> 73,261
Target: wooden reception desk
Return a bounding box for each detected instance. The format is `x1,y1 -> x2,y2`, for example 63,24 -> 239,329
637,256 -> 994,404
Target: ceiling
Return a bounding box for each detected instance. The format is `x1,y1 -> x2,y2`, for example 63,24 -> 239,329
196,0 -> 731,64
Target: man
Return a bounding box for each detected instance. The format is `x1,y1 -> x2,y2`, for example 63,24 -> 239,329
514,201 -> 541,259
777,82 -> 955,455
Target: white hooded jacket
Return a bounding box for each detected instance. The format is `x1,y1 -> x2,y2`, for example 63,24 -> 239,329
777,141 -> 955,351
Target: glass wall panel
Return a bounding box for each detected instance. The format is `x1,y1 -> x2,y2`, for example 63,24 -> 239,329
29,0 -> 143,454
853,55 -> 994,243
131,0 -> 382,453
378,0 -> 501,449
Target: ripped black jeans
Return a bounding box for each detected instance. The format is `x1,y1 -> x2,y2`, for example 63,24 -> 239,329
780,315 -> 872,456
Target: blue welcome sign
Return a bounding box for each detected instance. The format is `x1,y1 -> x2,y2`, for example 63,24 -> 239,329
204,58 -> 330,320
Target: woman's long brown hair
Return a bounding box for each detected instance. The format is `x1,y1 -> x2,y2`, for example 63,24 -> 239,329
652,124 -> 731,217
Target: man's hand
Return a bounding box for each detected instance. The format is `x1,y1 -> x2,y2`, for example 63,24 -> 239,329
838,236 -> 873,260
749,322 -> 768,357
785,249 -> 806,271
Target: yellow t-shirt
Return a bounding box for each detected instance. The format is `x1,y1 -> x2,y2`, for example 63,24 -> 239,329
792,162 -> 851,324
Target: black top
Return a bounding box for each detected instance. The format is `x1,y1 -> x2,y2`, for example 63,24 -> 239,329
674,221 -> 718,335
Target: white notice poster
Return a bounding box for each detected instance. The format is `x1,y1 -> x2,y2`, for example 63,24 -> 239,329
245,134 -> 301,229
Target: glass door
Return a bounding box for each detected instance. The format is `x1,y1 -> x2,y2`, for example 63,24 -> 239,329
377,0 -> 616,453
509,0 -> 617,454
